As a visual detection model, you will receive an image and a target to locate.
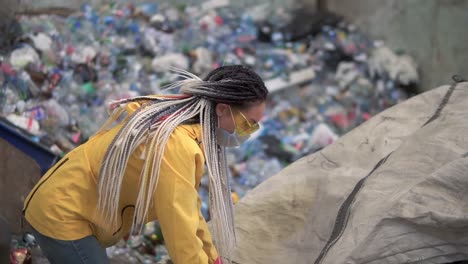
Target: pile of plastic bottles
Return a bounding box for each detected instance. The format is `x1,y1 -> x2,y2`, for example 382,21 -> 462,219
2,2 -> 420,263
106,222 -> 170,264
9,233 -> 49,264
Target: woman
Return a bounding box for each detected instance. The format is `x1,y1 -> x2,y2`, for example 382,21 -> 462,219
23,65 -> 268,264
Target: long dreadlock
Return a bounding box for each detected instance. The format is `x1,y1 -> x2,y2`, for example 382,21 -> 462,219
96,65 -> 268,262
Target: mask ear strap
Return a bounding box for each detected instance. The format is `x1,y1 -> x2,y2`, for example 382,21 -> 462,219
228,106 -> 237,129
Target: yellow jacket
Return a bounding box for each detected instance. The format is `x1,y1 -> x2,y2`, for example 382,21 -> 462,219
23,101 -> 219,263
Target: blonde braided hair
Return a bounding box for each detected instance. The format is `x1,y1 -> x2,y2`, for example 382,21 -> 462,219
97,65 -> 268,262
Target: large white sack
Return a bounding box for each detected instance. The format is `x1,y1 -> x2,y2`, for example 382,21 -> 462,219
231,80 -> 468,264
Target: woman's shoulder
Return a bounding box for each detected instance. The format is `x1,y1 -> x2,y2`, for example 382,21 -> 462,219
167,123 -> 202,152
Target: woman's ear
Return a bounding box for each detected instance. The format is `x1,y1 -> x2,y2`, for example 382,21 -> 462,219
215,103 -> 230,117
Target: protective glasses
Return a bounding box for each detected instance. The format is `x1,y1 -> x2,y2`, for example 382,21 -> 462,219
230,107 -> 260,137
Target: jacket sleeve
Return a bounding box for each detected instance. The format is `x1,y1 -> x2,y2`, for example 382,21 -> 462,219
196,196 -> 219,263
153,131 -> 217,264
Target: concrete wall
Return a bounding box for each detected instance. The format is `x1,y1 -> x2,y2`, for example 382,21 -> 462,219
0,138 -> 40,234
326,0 -> 468,91
0,0 -> 19,24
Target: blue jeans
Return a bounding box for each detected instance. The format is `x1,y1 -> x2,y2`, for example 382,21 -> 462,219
32,229 -> 109,264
